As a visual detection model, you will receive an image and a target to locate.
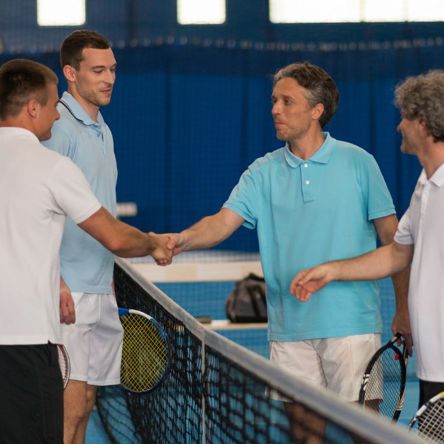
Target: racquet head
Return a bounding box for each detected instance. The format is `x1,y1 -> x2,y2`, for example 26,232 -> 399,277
119,308 -> 171,393
408,391 -> 444,444
358,333 -> 408,421
57,344 -> 71,389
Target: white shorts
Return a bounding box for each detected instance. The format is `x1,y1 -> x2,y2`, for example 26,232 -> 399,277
270,334 -> 381,402
62,292 -> 123,386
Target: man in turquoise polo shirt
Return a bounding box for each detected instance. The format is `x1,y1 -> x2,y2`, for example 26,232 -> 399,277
167,62 -> 409,441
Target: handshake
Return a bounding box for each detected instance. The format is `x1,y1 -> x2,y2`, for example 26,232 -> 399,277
147,232 -> 183,266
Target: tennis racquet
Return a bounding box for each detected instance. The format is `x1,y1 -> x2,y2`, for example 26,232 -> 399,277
57,344 -> 71,389
118,307 -> 171,394
358,333 -> 408,421
408,391 -> 444,444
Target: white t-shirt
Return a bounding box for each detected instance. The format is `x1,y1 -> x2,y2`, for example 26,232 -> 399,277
395,165 -> 444,381
0,127 -> 101,345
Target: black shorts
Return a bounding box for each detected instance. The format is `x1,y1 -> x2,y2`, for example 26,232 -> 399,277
419,379 -> 444,408
0,343 -> 63,444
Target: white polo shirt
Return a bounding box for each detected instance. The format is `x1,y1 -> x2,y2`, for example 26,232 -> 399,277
0,127 -> 101,345
395,164 -> 444,381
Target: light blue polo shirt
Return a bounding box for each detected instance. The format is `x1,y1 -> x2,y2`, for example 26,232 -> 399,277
43,92 -> 117,294
223,133 -> 395,341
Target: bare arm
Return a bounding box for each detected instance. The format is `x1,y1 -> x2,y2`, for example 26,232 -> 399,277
78,207 -> 172,264
374,215 -> 412,351
167,208 -> 244,255
290,241 -> 413,301
59,277 -> 75,324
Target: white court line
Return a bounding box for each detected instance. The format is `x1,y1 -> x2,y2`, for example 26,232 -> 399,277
131,261 -> 263,283
204,319 -> 267,330
116,202 -> 138,217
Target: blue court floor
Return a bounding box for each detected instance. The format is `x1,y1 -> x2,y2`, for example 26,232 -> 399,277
399,379 -> 420,425
86,380 -> 420,443
86,409 -> 110,444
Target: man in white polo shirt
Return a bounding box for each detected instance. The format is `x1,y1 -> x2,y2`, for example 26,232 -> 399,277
0,58 -> 171,443
291,70 -> 444,409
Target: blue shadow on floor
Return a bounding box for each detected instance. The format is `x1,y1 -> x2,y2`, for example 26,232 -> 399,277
86,409 -> 111,444
399,379 -> 419,425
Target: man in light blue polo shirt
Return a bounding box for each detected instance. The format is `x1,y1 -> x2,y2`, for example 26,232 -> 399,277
167,62 -> 409,439
43,30 -> 121,444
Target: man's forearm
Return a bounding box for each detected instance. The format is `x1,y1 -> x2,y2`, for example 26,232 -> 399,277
334,243 -> 411,282
390,265 -> 412,345
391,267 -> 410,311
179,216 -> 230,251
79,208 -> 170,262
109,220 -> 155,257
176,209 -> 244,252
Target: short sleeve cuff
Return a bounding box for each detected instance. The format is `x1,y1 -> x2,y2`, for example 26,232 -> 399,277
222,203 -> 256,229
71,202 -> 101,224
368,207 -> 396,221
394,231 -> 414,245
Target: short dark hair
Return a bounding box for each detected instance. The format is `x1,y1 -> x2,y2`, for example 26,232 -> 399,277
0,58 -> 58,119
273,62 -> 339,128
60,30 -> 111,70
395,71 -> 444,143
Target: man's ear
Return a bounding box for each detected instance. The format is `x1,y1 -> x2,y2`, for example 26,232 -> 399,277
418,119 -> 431,138
312,102 -> 325,122
26,98 -> 41,119
63,65 -> 77,83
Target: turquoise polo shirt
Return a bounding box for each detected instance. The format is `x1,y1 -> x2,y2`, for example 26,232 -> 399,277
43,92 -> 117,294
223,133 -> 395,341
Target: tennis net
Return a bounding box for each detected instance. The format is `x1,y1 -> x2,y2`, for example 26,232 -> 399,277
119,252 -> 417,378
96,258 -> 422,444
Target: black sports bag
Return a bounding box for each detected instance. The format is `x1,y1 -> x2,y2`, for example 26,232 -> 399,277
225,273 -> 267,323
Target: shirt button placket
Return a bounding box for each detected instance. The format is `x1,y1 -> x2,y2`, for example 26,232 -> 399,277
301,162 -> 314,202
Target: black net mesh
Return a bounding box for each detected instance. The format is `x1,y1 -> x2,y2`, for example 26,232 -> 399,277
97,264 -> 202,444
96,262 -> 422,444
204,347 -> 324,444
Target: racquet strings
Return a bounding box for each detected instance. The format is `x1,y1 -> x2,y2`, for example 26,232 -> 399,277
57,345 -> 71,389
412,396 -> 444,444
120,312 -> 169,392
363,345 -> 404,417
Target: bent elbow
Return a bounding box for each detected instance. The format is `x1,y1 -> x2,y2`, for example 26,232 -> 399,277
104,237 -> 127,256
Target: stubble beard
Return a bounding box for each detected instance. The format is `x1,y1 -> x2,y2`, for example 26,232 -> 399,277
82,89 -> 112,109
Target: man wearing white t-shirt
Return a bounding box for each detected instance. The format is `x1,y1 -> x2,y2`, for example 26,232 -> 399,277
0,58 -> 171,443
291,70 -> 444,409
